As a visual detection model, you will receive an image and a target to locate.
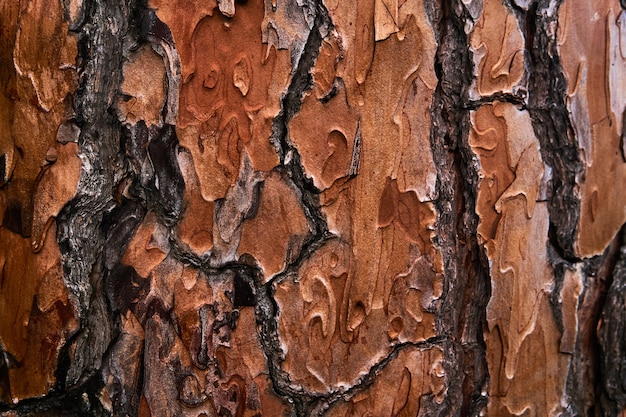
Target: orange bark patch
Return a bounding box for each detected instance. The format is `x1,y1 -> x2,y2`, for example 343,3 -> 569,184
238,171 -> 311,280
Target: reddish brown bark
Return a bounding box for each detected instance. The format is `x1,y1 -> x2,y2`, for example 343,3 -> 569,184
0,0 -> 625,416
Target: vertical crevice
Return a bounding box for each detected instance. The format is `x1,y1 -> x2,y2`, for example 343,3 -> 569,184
519,2 -> 609,415
598,226 -> 626,416
524,0 -> 582,261
56,0 -> 132,392
427,0 -> 490,415
564,233 -> 622,415
520,8 -> 585,387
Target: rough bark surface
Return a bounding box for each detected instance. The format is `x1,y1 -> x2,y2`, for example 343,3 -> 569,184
0,0 -> 625,416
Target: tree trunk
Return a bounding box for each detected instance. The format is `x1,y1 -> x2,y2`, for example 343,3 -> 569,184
1,0 -> 625,415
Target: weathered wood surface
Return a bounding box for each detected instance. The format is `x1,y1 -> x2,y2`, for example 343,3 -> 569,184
0,0 -> 625,416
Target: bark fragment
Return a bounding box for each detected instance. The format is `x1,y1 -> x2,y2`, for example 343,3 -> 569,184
557,0 -> 626,257
470,102 -> 569,416
469,0 -> 526,98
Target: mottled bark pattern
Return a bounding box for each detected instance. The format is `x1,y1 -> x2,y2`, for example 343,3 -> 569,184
0,0 -> 625,416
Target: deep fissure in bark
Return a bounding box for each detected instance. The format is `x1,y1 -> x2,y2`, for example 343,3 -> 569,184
428,1 -> 492,415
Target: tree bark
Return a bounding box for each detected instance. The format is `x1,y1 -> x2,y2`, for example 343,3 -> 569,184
0,0 -> 625,416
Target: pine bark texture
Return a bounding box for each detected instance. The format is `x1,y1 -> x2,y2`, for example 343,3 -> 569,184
0,0 -> 625,416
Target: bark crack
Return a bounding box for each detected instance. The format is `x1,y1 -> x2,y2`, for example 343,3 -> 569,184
428,0 -> 492,415
522,0 -> 583,262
